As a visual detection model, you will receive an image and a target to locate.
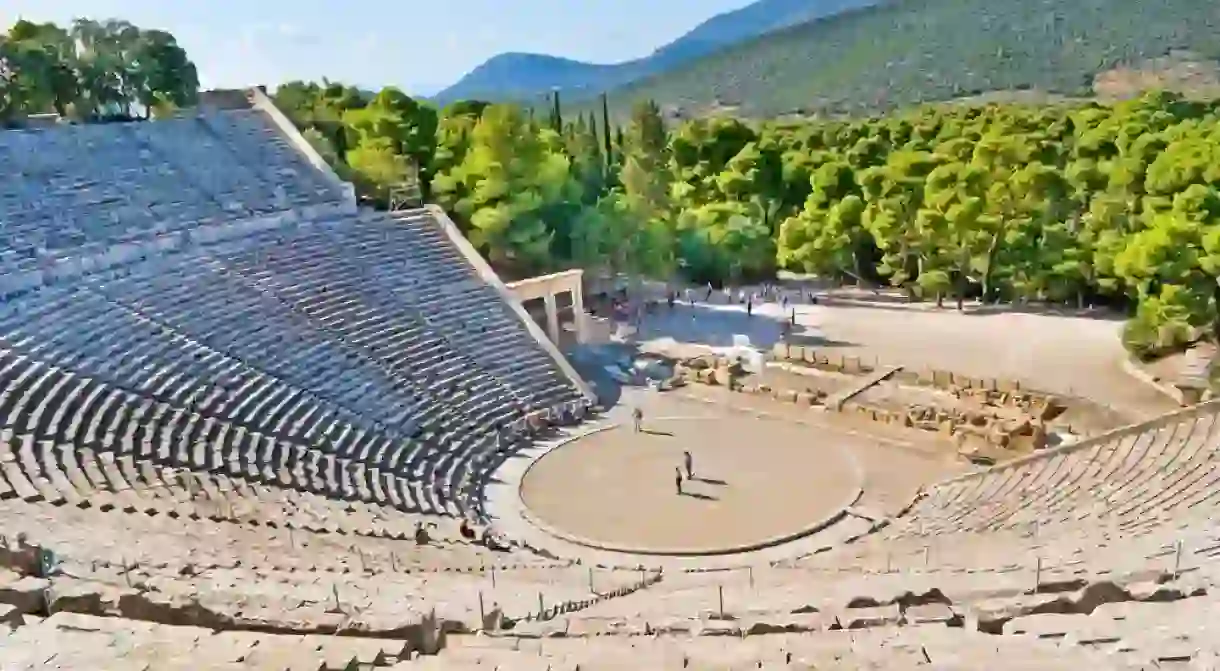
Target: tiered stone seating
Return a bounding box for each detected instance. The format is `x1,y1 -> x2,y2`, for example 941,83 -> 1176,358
317,211 -> 582,410
424,626 -> 1125,669
0,103 -> 618,668
2,612 -> 418,671
0,209 -> 589,520
0,451 -> 653,632
0,107 -> 346,268
870,402 -> 1220,565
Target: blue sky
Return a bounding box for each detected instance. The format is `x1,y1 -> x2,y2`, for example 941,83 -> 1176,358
1,0 -> 752,95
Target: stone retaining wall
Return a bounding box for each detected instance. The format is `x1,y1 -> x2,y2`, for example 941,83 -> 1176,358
772,343 -> 1027,394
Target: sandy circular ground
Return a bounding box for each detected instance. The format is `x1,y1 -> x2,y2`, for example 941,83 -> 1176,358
519,411 -> 860,554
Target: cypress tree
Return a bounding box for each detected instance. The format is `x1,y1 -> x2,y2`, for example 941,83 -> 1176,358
601,93 -> 613,174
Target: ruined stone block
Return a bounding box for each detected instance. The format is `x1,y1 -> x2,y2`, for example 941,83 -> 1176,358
893,370 -> 919,385
0,574 -> 50,614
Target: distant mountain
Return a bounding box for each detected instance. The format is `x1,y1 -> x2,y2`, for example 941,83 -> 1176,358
433,0 -> 879,104
589,0 -> 1220,119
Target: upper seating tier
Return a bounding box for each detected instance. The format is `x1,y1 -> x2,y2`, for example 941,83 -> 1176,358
0,107 -> 348,275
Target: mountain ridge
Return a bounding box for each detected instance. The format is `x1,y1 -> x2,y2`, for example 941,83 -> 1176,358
433,0 -> 878,104
586,0 -> 1220,118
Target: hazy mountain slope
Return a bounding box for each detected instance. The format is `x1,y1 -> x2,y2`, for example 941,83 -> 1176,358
433,0 -> 878,103
592,0 -> 1220,118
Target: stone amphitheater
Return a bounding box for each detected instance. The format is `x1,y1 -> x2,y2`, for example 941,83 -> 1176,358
0,89 -> 1218,670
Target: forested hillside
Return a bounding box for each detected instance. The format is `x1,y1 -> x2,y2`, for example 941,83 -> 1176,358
277,81 -> 1220,360
593,0 -> 1220,117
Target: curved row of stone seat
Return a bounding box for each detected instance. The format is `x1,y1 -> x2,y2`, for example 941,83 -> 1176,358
0,499 -> 642,622
200,110 -> 338,207
207,222 -> 524,442
0,349 -> 483,517
29,211 -> 585,516
0,281 -> 499,508
0,109 -> 345,265
11,598 -> 1216,671
497,507 -> 1220,667
885,401 -> 1220,543
0,285 -> 410,457
365,212 -> 580,410
14,609 -> 1185,671
1,613 -> 419,671
97,252 -> 444,437
211,210 -> 582,412
0,487 -> 654,637
0,480 -> 529,574
0,429 -> 663,633
424,624 -> 1134,670
0,263 -> 548,519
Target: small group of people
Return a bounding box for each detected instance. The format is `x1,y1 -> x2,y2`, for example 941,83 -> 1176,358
630,407 -> 697,496
497,399 -> 593,451
651,281 -> 821,322
458,518 -> 511,552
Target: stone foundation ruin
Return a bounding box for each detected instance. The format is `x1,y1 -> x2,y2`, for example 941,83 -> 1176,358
672,343 -> 1072,462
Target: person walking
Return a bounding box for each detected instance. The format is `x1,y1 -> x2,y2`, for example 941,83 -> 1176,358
674,466 -> 683,495
632,406 -> 644,433
683,450 -> 693,479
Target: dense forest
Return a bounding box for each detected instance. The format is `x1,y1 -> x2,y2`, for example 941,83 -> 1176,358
0,19 -> 198,121
276,82 -> 1220,361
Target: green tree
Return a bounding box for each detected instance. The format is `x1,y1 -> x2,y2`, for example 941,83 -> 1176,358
431,104 -> 579,275
619,100 -> 671,221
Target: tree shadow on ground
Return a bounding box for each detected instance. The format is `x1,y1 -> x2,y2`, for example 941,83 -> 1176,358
610,302 -> 863,355
814,295 -> 1129,322
785,332 -> 857,349
631,302 -> 793,350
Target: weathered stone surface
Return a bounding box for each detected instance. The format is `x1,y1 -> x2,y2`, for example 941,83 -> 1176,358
835,604 -> 901,629
0,603 -> 23,630
965,593 -> 1073,633
0,574 -> 50,614
903,603 -> 957,625
694,618 -> 741,636
743,612 -> 826,634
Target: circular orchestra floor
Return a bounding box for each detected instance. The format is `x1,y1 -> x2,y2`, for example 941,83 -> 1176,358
519,409 -> 861,555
